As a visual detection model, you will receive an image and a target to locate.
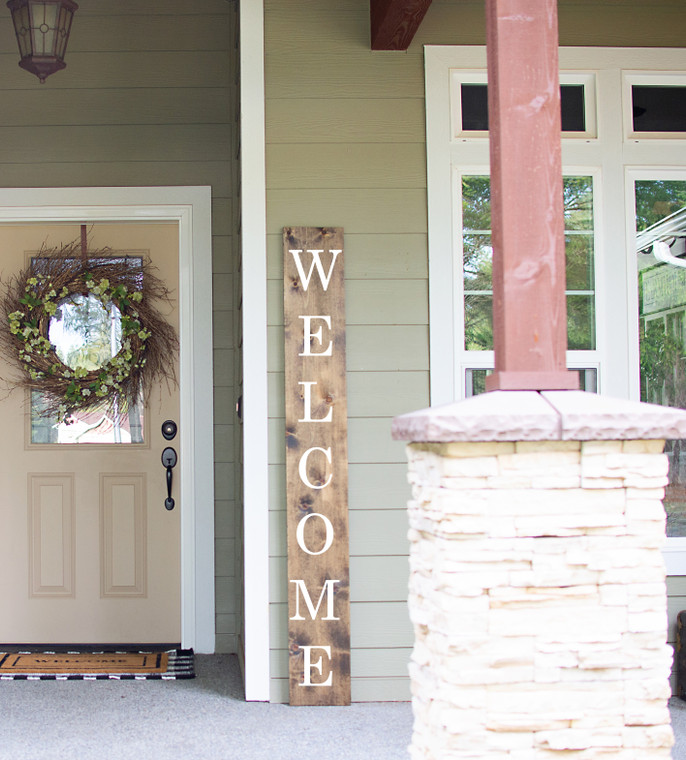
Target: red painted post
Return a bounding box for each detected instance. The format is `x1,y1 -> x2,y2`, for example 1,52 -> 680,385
484,0 -> 579,392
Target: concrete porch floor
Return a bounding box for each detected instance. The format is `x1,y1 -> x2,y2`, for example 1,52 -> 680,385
0,653 -> 684,759
0,654 -> 412,759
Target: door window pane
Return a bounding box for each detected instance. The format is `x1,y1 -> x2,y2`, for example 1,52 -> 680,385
28,255 -> 145,445
31,391 -> 144,444
49,294 -> 122,371
462,175 -> 596,351
636,179 -> 686,535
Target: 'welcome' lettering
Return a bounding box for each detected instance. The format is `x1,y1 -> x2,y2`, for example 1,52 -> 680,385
289,579 -> 340,621
289,249 -> 342,292
284,227 -> 350,706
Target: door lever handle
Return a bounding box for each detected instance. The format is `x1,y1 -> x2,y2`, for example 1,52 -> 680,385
161,447 -> 178,510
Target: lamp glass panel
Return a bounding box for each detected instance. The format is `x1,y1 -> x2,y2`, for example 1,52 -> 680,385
55,5 -> 73,57
30,1 -> 58,55
11,4 -> 31,57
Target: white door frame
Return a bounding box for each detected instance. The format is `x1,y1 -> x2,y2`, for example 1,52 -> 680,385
0,186 -> 215,653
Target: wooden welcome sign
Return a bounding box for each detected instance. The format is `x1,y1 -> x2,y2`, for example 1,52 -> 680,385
283,227 -> 350,706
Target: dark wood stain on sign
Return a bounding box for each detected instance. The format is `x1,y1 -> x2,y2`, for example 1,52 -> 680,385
283,226 -> 350,706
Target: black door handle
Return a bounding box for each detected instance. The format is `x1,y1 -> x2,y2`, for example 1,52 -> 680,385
161,446 -> 178,510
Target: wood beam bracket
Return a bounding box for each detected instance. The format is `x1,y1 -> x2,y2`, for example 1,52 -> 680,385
370,0 -> 433,51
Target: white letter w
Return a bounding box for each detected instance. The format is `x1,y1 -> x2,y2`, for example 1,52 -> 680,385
289,249 -> 341,292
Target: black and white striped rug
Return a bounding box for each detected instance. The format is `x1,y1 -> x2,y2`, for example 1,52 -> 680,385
0,648 -> 194,680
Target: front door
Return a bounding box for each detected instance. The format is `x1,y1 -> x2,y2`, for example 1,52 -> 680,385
0,222 -> 181,644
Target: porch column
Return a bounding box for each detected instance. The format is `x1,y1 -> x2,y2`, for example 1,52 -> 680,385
484,0 -> 578,391
393,391 -> 684,759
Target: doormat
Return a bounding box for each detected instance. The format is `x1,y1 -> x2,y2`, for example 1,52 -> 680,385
0,648 -> 194,680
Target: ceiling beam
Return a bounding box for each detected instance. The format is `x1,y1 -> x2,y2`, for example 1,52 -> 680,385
370,0 -> 433,51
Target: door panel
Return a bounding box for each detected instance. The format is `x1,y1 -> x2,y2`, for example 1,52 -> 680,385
0,223 -> 180,644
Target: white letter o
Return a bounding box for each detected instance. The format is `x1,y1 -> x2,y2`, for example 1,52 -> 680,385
296,512 -> 334,556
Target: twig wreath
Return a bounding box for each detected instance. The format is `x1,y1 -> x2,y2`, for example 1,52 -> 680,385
0,240 -> 178,424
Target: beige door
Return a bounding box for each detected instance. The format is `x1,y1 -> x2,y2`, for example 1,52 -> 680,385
0,223 -> 181,644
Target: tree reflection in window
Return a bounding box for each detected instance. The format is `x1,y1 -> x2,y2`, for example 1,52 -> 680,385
29,256 -> 145,445
462,175 -> 596,352
636,179 -> 686,535
49,294 -> 122,371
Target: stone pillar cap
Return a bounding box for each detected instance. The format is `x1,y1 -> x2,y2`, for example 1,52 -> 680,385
391,390 -> 686,442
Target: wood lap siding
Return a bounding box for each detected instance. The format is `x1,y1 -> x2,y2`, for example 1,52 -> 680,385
265,0 -> 428,703
0,0 -> 241,654
264,0 -> 684,702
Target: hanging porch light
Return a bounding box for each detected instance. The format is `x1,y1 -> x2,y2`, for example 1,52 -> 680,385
6,0 -> 78,83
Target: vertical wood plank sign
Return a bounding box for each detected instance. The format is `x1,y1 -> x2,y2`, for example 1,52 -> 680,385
283,226 -> 351,706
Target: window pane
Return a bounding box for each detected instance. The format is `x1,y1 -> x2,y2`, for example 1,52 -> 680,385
463,234 -> 492,290
578,368 -> 598,393
28,255 -> 145,446
564,176 -> 594,231
465,368 -> 491,397
635,178 -> 686,536
565,234 -> 594,291
462,176 -> 491,230
460,83 -> 586,132
31,391 -> 144,445
49,294 -> 122,371
466,367 -> 596,397
632,85 -> 686,133
635,180 -> 686,231
560,85 -> 586,132
460,84 -> 488,131
464,294 -> 493,351
567,294 -> 596,350
462,175 -> 596,351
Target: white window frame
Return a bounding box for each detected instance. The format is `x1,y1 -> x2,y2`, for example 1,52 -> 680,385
624,72 -> 686,141
454,165 -> 602,399
450,70 -> 597,141
626,168 -> 686,571
425,46 -> 686,572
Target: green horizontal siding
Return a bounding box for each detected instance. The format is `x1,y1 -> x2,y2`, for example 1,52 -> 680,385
264,0 -> 686,701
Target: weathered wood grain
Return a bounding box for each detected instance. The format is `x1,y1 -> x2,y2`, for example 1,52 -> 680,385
370,0 -> 434,50
284,227 -> 350,705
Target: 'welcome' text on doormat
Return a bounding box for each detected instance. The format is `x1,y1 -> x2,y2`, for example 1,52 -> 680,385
0,649 -> 194,680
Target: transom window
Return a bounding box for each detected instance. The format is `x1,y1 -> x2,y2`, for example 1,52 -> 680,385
460,83 -> 587,133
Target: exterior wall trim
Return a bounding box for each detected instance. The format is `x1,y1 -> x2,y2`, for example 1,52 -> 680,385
240,0 -> 271,701
0,185 -> 215,652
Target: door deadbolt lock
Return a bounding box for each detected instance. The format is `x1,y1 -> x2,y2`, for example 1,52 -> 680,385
162,446 -> 178,510
162,420 -> 178,440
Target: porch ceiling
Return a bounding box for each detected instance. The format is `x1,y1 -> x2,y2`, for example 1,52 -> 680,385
370,0 -> 433,50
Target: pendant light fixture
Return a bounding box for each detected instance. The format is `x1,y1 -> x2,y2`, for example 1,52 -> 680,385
7,0 -> 78,83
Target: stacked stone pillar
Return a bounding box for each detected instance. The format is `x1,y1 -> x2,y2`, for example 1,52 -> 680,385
392,391 -> 686,759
